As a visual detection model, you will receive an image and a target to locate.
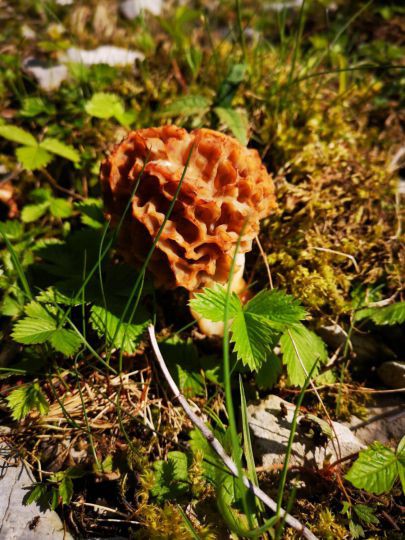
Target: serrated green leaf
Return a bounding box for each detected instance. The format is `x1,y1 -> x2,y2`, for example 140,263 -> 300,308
349,520 -> 365,539
189,284 -> 242,323
280,324 -> 327,386
158,95 -> 211,117
231,311 -> 275,371
0,220 -> 23,240
255,352 -> 282,389
0,125 -> 37,146
151,451 -> 189,501
353,504 -> 379,525
16,145 -> 53,170
12,316 -> 56,344
49,198 -> 73,218
214,107 -> 249,146
75,199 -> 104,228
85,92 -> 124,119
355,302 -> 405,326
6,382 -> 49,420
114,109 -> 136,127
245,289 -> 307,327
23,484 -> 49,506
21,202 -> 50,223
24,301 -> 55,321
345,442 -> 398,494
58,476 -> 73,505
90,304 -> 149,354
49,328 -> 82,356
40,138 -> 80,163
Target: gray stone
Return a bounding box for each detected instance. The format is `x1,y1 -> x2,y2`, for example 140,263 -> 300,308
347,397 -> 405,446
378,361 -> 405,389
0,445 -> 72,539
248,395 -> 365,469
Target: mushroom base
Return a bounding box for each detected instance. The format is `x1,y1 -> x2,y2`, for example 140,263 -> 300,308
190,253 -> 247,337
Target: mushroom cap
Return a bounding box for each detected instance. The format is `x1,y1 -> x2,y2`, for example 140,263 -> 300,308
100,125 -> 276,291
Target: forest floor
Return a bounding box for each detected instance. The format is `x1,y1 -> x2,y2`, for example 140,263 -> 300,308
0,1 -> 404,539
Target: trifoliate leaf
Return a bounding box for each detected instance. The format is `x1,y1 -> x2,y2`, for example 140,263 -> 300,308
189,284 -> 242,323
85,92 -> 124,119
0,125 -> 37,146
231,311 -> 276,371
114,109 -> 136,127
21,202 -> 50,223
49,328 -> 82,356
16,145 -> 53,170
349,520 -> 365,539
6,382 -> 49,420
355,302 -> 405,326
151,451 -> 189,501
280,324 -> 327,386
90,304 -> 149,354
245,289 -> 307,327
49,198 -> 73,218
345,442 -> 398,494
40,138 -> 80,163
214,107 -> 249,146
158,95 -> 211,117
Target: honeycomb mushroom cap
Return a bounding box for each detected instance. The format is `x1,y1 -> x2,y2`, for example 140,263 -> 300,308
100,125 -> 276,291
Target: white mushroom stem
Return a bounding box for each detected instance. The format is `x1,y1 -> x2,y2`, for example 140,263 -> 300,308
190,253 -> 246,337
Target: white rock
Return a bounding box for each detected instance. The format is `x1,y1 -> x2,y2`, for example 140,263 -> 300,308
22,58 -> 68,92
248,395 -> 365,468
120,0 -> 163,19
64,46 -> 144,67
0,444 -> 73,539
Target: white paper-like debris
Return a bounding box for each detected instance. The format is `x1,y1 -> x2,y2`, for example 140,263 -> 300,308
120,0 -> 163,20
22,58 -> 68,92
264,0 -> 303,10
56,0 -> 73,5
64,46 -> 144,66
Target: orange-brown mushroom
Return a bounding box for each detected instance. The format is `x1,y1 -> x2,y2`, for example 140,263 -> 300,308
100,125 -> 276,334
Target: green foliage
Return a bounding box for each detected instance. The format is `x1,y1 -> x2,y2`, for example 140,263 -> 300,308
355,301 -> 405,326
159,336 -> 205,397
21,188 -> 72,223
90,303 -> 149,354
341,502 -> 379,539
345,437 -> 405,495
85,93 -> 136,127
214,107 -> 249,145
0,124 -> 79,170
151,451 -> 190,502
190,286 -> 325,385
158,95 -> 211,118
6,381 -> 49,420
280,324 -> 327,386
12,301 -> 81,355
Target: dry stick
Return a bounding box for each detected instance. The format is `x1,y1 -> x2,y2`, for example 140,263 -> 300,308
148,325 -> 318,540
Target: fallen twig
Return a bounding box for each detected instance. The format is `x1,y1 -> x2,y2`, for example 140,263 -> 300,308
148,325 -> 318,540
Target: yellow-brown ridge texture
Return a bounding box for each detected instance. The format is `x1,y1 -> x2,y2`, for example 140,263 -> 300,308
100,125 -> 276,290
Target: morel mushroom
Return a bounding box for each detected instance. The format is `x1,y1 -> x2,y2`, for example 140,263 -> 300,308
100,125 -> 276,334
